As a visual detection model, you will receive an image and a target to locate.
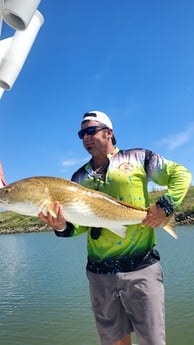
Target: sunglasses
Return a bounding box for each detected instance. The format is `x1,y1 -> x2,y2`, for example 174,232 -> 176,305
78,126 -> 108,139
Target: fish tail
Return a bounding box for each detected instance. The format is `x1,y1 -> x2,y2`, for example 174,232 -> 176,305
162,213 -> 177,239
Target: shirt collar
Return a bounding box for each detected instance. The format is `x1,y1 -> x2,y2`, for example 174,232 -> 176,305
85,147 -> 119,171
107,146 -> 119,158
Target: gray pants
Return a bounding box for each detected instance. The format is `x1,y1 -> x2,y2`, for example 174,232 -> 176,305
87,262 -> 165,345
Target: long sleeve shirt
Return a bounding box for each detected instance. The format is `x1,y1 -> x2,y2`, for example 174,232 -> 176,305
55,148 -> 192,273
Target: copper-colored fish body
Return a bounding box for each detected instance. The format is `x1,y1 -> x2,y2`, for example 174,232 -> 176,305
0,176 -> 177,239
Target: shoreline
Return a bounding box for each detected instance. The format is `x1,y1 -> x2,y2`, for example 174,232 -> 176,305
0,212 -> 194,235
0,224 -> 53,235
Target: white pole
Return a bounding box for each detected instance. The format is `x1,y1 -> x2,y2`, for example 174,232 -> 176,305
0,0 -> 4,35
3,0 -> 41,30
0,10 -> 44,90
0,87 -> 4,98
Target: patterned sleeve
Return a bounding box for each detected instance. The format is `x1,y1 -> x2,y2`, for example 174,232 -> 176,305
54,222 -> 88,238
144,150 -> 192,213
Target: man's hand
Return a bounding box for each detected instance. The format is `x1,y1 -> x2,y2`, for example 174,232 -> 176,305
142,204 -> 166,228
39,201 -> 67,230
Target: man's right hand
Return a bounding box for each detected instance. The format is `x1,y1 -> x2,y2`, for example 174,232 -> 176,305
39,201 -> 67,230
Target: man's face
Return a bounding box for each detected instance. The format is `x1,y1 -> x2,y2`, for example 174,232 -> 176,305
80,120 -> 111,155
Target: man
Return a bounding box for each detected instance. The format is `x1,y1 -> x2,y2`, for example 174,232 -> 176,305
39,110 -> 191,345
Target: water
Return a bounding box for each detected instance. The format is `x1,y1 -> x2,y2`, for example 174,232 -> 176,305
0,226 -> 194,345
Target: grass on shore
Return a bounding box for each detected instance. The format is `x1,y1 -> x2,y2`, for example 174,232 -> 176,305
149,185 -> 194,212
0,212 -> 44,231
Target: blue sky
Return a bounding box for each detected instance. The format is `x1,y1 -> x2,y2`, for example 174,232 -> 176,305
0,0 -> 194,187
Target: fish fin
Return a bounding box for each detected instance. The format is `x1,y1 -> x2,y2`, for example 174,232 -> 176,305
161,213 -> 177,239
39,200 -> 57,218
108,226 -> 127,238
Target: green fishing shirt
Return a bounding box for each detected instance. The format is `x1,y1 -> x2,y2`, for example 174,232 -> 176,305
56,148 -> 191,273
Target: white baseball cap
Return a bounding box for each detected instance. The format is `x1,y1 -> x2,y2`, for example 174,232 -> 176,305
82,110 -> 116,145
82,110 -> 113,129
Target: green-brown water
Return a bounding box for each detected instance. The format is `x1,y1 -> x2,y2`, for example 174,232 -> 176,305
0,226 -> 194,345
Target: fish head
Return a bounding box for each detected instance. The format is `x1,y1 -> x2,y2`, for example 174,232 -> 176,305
0,178 -> 50,215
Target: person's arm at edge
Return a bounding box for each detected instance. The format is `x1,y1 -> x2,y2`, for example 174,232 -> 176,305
143,151 -> 192,227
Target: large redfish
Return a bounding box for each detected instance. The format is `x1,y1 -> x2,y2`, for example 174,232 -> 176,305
0,176 -> 177,238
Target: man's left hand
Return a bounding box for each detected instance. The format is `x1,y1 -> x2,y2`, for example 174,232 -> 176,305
142,204 -> 166,228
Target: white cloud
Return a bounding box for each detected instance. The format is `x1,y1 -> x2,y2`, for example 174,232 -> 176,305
62,157 -> 89,169
157,123 -> 194,151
